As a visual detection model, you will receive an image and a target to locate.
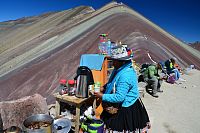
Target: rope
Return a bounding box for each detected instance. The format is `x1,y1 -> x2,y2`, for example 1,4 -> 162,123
147,53 -> 157,64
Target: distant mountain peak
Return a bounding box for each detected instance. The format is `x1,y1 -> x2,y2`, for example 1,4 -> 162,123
188,41 -> 200,51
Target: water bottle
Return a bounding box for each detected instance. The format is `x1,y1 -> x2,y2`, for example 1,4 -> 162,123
98,43 -> 103,54
107,39 -> 111,55
103,42 -> 108,54
94,82 -> 101,93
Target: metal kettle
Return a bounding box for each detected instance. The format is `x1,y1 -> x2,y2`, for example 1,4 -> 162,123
74,66 -> 94,98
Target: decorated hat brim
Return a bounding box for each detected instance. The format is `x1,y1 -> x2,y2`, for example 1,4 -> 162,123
108,55 -> 133,61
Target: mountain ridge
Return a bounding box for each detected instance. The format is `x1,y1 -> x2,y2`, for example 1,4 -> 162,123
0,2 -> 199,103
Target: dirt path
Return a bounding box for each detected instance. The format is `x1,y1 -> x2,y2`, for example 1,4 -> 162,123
142,69 -> 200,133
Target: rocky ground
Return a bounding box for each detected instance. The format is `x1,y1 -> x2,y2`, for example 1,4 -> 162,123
1,2 -> 200,132
1,69 -> 199,132
142,69 -> 200,133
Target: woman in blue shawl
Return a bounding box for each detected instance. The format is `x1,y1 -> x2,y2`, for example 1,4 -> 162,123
94,45 -> 150,132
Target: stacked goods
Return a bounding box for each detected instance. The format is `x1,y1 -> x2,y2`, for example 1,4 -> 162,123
58,79 -> 67,95
98,34 -> 114,55
67,80 -> 76,96
98,34 -> 134,57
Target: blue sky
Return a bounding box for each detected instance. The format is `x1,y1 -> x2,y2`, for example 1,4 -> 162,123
0,0 -> 199,43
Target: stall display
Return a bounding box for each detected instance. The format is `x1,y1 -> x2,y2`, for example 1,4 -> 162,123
53,93 -> 95,133
52,36 -> 120,132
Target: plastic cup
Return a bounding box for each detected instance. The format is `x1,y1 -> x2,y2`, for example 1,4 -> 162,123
94,87 -> 100,93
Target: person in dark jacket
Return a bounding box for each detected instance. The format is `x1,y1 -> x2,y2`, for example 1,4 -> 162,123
165,57 -> 180,81
94,45 -> 150,132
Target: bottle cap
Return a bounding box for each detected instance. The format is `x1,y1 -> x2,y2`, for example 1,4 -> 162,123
68,80 -> 75,85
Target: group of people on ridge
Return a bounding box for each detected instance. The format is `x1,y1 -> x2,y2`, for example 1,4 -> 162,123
140,57 -> 181,98
93,43 -> 181,132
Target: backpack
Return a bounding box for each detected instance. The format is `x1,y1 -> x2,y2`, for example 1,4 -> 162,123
167,74 -> 176,84
141,63 -> 150,70
138,63 -> 151,82
140,63 -> 150,73
81,117 -> 104,133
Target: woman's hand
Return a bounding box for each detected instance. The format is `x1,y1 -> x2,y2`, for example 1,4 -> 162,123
100,86 -> 104,92
94,92 -> 103,98
147,122 -> 151,129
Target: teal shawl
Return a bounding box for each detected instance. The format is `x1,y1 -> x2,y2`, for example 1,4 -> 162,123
105,62 -> 132,94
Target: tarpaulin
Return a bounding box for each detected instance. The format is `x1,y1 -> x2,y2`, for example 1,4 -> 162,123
80,54 -> 105,70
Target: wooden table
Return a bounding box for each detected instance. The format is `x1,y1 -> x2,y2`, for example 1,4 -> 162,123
53,93 -> 94,133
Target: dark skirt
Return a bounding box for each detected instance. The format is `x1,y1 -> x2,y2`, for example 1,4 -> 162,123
101,98 -> 150,132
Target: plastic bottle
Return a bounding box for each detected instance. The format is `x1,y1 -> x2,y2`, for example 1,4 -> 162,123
94,82 -> 101,93
103,42 -> 108,54
98,43 -> 102,54
68,80 -> 75,96
107,39 -> 111,55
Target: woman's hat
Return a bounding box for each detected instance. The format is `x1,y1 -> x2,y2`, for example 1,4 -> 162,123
109,45 -> 133,61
